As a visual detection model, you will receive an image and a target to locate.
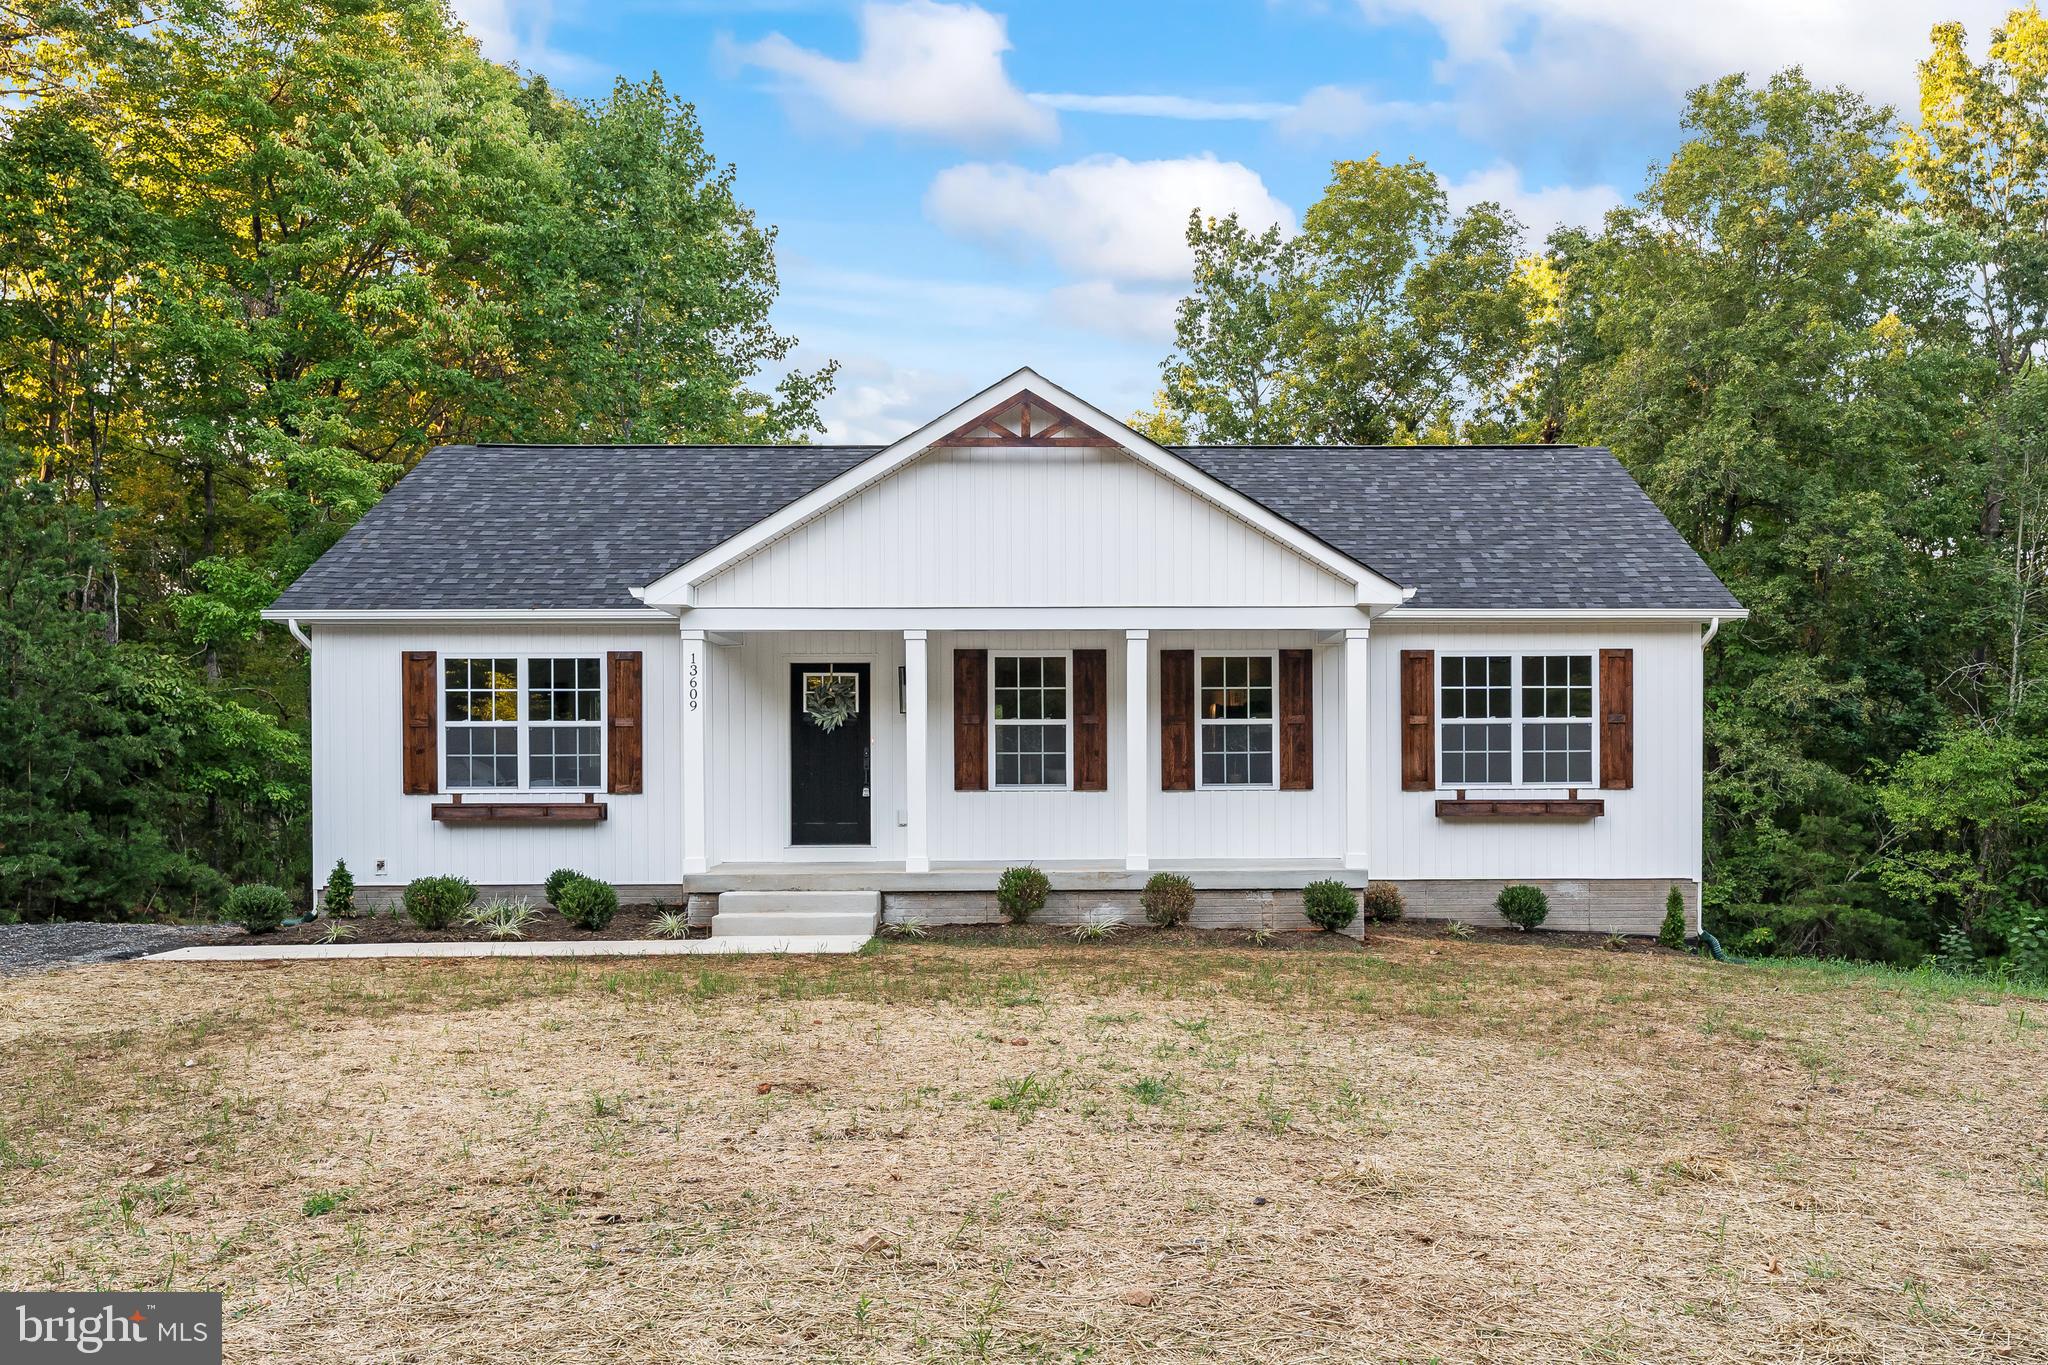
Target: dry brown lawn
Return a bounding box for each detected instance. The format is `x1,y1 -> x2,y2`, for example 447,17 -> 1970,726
2,929 -> 2046,1363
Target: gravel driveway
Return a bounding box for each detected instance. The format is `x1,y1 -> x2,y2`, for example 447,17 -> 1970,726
0,922 -> 244,974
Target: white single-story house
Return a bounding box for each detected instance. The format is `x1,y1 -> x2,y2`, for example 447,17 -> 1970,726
264,368 -> 1744,935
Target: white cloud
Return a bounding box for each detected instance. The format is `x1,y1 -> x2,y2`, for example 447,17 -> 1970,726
723,0 -> 1055,144
450,0 -> 601,80
1273,84 -> 1443,139
813,355 -> 979,443
782,260 -> 1043,328
1357,0 -> 2009,112
1044,281 -> 1181,345
924,154 -> 1294,283
1031,92 -> 1296,120
1443,162 -> 1623,237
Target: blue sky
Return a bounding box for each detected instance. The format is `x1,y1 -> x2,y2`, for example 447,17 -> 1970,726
454,0 -> 2006,440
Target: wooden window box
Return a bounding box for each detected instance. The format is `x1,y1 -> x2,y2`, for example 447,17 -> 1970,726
1434,798 -> 1604,820
431,801 -> 608,825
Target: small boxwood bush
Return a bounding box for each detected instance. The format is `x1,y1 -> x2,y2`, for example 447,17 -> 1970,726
557,875 -> 618,931
1141,872 -> 1195,928
996,865 -> 1051,925
404,875 -> 476,930
323,859 -> 356,918
544,867 -> 583,905
1360,881 -> 1404,922
226,883 -> 292,934
1496,883 -> 1549,931
1659,885 -> 1687,949
1302,879 -> 1358,933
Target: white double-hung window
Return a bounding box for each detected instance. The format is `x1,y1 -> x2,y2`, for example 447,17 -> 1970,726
1197,652 -> 1276,788
991,653 -> 1069,788
1439,653 -> 1593,787
444,656 -> 604,791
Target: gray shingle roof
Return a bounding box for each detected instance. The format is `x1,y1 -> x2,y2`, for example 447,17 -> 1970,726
274,445 -> 876,611
1173,445 -> 1742,612
271,441 -> 1741,614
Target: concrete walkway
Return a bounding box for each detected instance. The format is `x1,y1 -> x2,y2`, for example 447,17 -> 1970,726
141,936 -> 871,963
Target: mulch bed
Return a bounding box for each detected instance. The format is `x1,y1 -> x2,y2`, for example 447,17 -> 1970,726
264,903 -> 678,945
898,919 -> 1679,955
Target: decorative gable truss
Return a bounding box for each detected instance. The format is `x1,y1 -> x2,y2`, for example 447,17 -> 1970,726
932,391 -> 1121,448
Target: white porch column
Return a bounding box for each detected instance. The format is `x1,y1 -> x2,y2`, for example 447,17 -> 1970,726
904,630 -> 930,873
1344,625 -> 1371,872
1124,629 -> 1150,871
681,627 -> 709,875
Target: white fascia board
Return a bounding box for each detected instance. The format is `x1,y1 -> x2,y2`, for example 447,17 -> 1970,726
1379,607 -> 1751,624
259,608 -> 674,626
673,605 -> 1371,632
637,366 -> 1408,608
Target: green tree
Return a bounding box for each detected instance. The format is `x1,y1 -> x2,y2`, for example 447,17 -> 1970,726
1155,157 -> 1535,445
1,0 -> 830,915
1544,71 -> 1985,960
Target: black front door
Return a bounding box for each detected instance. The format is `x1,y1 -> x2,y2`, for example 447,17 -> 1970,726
790,662 -> 872,846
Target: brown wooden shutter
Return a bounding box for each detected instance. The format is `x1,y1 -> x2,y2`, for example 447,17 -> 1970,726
1399,649 -> 1434,792
607,651 -> 643,794
954,649 -> 987,791
1600,647 -> 1634,790
1160,649 -> 1194,791
1278,648 -> 1314,790
402,651 -> 438,795
1072,648 -> 1108,791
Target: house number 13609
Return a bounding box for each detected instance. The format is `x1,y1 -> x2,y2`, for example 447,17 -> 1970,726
687,653 -> 700,711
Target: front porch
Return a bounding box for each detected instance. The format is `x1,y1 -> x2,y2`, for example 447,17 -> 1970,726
674,625 -> 1375,881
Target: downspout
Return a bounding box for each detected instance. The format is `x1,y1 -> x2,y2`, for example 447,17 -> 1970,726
283,616 -> 317,922
1694,615 -> 1726,958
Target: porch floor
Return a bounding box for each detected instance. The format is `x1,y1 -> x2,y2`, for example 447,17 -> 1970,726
692,859 -> 1357,893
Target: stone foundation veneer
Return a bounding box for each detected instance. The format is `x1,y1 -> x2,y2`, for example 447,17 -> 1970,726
878,888 -> 1366,939
331,883 -> 686,912
1383,878 -> 1700,936
332,878 -> 1698,939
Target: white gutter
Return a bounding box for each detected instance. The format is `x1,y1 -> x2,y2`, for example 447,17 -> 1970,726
1383,607 -> 1750,624
285,617 -> 312,650
257,608 -> 672,626
1701,616 -> 1721,650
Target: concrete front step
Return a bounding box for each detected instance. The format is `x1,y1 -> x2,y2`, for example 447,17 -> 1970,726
711,890 -> 881,940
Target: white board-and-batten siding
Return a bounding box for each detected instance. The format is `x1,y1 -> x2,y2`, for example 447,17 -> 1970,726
701,630 -> 1345,865
309,625 -> 683,895
1367,621 -> 1703,885
309,620 -> 1705,892
690,445 -> 1356,608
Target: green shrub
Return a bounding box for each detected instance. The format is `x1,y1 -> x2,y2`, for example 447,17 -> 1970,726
1732,925 -> 1777,956
323,859 -> 356,918
1496,884 -> 1548,931
404,875 -> 476,930
1360,881 -> 1404,922
557,876 -> 618,931
225,883 -> 292,934
544,867 -> 583,905
1302,879 -> 1357,933
1141,872 -> 1195,929
1658,886 -> 1687,949
995,866 -> 1050,925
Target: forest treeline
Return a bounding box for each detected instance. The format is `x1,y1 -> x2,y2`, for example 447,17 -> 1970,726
1139,7 -> 2048,973
1,0 -> 831,916
5,0 -> 2047,975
